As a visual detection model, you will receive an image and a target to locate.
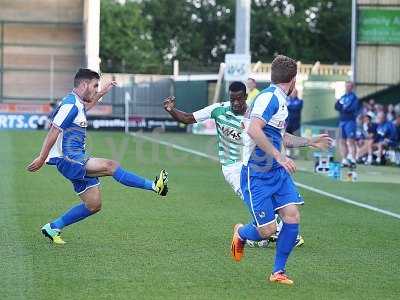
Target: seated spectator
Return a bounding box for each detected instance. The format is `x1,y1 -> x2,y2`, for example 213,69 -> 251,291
368,99 -> 375,107
373,112 -> 397,164
394,115 -> 400,165
395,115 -> 400,142
387,104 -> 395,122
355,113 -> 377,165
394,103 -> 400,115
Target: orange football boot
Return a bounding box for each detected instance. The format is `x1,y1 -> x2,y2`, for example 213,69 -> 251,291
231,223 -> 245,262
269,272 -> 294,285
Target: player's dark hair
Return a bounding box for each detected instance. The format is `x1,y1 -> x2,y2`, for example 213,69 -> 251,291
247,78 -> 256,83
271,55 -> 297,84
74,68 -> 100,87
229,81 -> 246,94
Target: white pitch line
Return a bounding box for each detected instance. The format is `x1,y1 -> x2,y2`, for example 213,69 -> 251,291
130,132 -> 219,162
131,132 -> 400,220
294,182 -> 400,220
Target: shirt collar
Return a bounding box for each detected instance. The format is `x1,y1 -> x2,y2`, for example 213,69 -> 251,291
71,91 -> 85,105
270,83 -> 288,98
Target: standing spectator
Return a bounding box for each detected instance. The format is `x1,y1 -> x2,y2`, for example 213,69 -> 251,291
335,81 -> 359,166
286,88 -> 303,135
245,78 -> 260,106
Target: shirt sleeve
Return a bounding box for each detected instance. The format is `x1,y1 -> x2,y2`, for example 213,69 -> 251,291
343,94 -> 359,113
335,100 -> 343,111
250,92 -> 279,124
193,103 -> 221,122
52,104 -> 78,130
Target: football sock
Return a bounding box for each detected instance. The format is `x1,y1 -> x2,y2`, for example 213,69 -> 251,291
347,155 -> 356,163
276,214 -> 283,233
238,223 -> 263,241
50,203 -> 93,230
273,223 -> 299,273
113,166 -> 154,191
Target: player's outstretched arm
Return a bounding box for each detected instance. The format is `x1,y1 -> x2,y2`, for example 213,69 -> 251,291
163,96 -> 196,124
247,118 -> 296,173
284,133 -> 333,150
26,125 -> 61,172
85,81 -> 117,111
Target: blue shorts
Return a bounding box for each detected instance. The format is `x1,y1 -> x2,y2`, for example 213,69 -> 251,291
339,121 -> 356,140
48,157 -> 100,195
240,166 -> 304,227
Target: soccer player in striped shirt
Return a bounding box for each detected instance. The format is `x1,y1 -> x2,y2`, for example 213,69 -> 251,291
163,82 -> 331,248
27,68 -> 168,244
164,82 -> 248,200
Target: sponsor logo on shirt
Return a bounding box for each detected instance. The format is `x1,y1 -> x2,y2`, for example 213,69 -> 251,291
216,123 -> 242,141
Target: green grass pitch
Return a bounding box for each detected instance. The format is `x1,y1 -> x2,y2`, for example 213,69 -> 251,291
0,130 -> 399,300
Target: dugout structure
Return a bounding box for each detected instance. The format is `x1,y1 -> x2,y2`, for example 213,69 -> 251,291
0,0 -> 99,103
353,0 -> 400,97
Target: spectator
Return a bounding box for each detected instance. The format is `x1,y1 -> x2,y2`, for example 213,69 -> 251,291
394,115 -> 400,165
245,78 -> 260,106
355,113 -> 376,165
394,103 -> 400,115
374,112 -> 397,164
45,99 -> 60,129
368,99 -> 375,108
286,88 -> 303,135
335,81 -> 359,167
395,115 -> 400,141
387,104 -> 395,122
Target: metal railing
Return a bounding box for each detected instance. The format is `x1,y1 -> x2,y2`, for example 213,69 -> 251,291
252,61 -> 351,76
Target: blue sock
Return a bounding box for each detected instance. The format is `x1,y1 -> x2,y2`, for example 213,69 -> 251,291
113,166 -> 154,191
50,203 -> 93,230
238,223 -> 263,241
273,223 -> 299,273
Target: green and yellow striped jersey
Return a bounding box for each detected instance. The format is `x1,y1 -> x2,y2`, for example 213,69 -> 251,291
193,102 -> 244,166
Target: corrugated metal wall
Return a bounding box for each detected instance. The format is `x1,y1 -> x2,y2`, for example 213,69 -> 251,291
0,0 -> 84,102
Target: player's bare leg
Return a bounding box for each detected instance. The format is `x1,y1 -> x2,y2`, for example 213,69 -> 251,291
85,157 -> 168,196
80,185 -> 102,214
347,138 -> 356,164
340,138 -> 349,166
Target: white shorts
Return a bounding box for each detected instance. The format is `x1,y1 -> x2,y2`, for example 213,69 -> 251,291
221,162 -> 243,198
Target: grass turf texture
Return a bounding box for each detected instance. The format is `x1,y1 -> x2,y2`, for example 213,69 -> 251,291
0,130 -> 399,300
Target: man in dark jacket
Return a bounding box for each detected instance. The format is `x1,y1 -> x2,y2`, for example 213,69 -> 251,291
286,88 -> 303,135
335,81 -> 359,167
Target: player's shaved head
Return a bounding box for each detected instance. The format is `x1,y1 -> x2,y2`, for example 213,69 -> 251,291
74,68 -> 100,88
271,55 -> 297,84
229,81 -> 247,95
228,81 -> 247,115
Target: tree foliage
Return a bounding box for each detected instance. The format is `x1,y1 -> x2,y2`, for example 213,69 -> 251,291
100,0 -> 351,73
100,0 -> 160,73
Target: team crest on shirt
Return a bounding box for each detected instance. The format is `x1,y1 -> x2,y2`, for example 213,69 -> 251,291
79,121 -> 88,128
